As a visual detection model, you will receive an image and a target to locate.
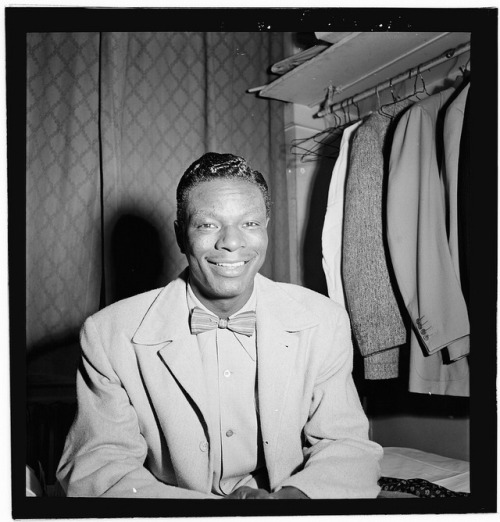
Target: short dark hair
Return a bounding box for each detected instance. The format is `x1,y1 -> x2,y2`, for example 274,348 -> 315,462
176,152 -> 270,226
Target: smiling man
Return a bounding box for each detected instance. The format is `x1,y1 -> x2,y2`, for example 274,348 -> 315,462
57,153 -> 383,499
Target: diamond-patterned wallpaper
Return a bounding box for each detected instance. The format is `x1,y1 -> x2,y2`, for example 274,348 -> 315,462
27,33 -> 102,352
27,32 -> 286,360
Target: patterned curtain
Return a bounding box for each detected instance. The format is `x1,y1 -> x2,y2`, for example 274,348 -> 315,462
26,33 -> 102,355
26,32 -> 287,371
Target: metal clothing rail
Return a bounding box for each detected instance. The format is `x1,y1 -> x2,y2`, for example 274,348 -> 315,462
317,40 -> 471,118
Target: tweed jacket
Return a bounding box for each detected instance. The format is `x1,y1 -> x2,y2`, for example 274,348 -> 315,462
56,271 -> 382,498
341,103 -> 411,380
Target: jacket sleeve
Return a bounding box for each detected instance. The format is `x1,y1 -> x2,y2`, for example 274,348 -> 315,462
276,306 -> 383,498
386,105 -> 469,358
56,317 -> 220,499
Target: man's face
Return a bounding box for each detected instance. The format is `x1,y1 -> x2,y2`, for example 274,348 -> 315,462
175,178 -> 269,315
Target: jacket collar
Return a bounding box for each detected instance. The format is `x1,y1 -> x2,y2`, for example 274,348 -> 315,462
131,269 -> 319,345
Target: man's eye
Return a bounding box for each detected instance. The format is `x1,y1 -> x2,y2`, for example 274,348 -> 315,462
244,221 -> 260,228
198,223 -> 216,229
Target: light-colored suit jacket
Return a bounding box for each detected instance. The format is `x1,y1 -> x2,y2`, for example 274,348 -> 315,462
56,271 -> 382,498
443,83 -> 471,283
387,87 -> 469,396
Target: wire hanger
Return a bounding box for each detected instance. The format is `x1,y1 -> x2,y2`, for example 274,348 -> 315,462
375,83 -> 382,112
378,77 -> 400,119
340,99 -> 347,127
377,64 -> 429,119
290,126 -> 345,162
331,102 -> 342,128
292,82 -> 373,162
290,100 -> 357,162
290,103 -> 369,163
351,96 -> 362,121
414,65 -> 430,99
345,98 -> 353,125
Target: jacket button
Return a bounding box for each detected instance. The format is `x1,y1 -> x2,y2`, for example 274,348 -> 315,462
420,328 -> 427,335
199,441 -> 209,452
225,430 -> 234,438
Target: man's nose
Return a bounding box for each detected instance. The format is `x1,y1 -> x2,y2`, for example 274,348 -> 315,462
215,225 -> 245,251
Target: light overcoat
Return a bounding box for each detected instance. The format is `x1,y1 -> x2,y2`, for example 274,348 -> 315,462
387,87 -> 470,396
57,271 -> 382,498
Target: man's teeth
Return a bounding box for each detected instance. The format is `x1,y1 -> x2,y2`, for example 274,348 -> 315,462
216,261 -> 245,267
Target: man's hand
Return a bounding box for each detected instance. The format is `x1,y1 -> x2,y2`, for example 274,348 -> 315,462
268,486 -> 309,499
225,486 -> 309,499
225,486 -> 271,499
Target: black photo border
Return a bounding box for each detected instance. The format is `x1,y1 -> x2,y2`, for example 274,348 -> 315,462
7,5 -> 497,518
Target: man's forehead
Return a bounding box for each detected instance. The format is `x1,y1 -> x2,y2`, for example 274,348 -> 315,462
189,204 -> 266,219
186,180 -> 265,208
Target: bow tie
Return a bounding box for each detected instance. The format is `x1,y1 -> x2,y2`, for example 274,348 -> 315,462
190,307 -> 256,337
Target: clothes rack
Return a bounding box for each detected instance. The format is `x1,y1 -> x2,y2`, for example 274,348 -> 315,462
317,40 -> 470,118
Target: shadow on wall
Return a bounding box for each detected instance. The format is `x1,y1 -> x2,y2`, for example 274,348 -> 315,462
108,210 -> 165,304
27,209 -> 168,388
301,138 -> 340,296
27,331 -> 82,388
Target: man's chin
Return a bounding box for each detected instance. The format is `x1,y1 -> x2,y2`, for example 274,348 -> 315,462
190,266 -> 258,301
213,280 -> 251,299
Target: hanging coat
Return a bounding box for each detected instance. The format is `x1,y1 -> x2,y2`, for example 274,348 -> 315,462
322,120 -> 362,308
457,87 -> 471,304
342,102 -> 411,380
386,87 -> 469,396
442,82 -> 471,287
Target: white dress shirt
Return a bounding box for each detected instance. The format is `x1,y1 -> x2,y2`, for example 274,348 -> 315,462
186,283 -> 268,495
322,120 -> 362,307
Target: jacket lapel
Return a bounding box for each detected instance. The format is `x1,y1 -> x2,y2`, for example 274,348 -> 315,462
131,272 -> 211,432
254,275 -> 319,480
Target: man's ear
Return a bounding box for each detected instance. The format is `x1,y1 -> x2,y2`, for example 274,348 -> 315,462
174,220 -> 185,254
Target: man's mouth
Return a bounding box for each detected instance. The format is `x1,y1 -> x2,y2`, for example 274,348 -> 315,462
209,260 -> 249,268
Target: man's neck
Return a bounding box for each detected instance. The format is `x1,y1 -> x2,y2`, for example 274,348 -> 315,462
188,284 -> 255,318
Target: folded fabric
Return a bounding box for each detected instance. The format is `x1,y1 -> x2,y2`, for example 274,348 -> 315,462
377,489 -> 420,499
378,476 -> 470,498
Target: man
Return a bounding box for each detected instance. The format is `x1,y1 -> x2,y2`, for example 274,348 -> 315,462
57,153 -> 382,499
